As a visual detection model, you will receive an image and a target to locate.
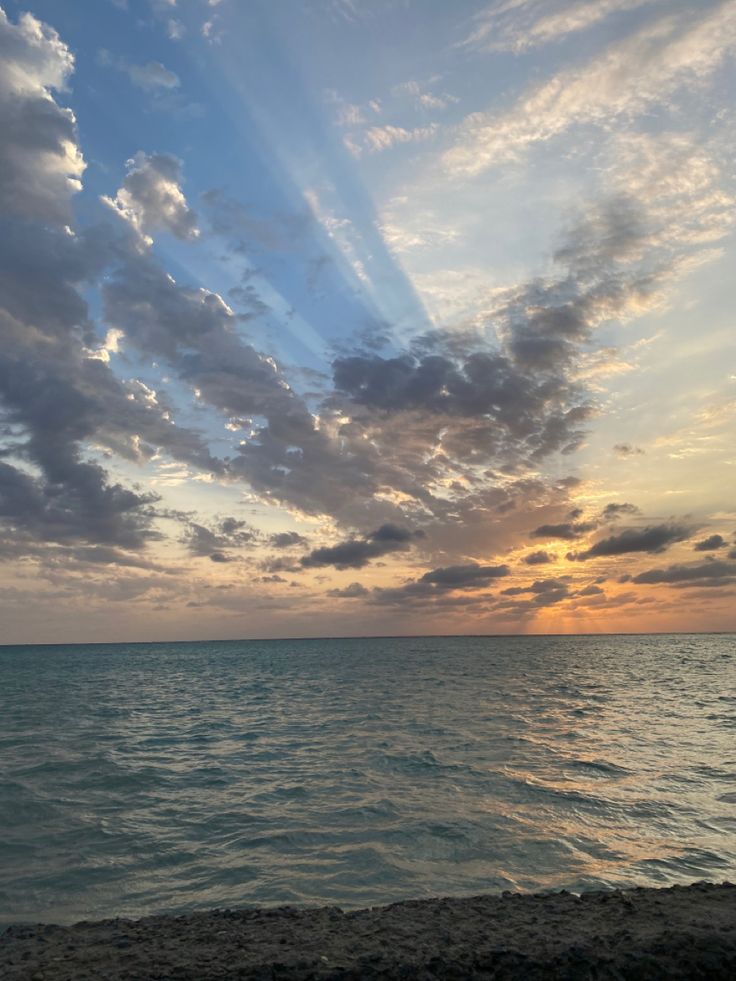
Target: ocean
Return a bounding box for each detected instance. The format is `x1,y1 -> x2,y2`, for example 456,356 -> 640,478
1,634 -> 734,925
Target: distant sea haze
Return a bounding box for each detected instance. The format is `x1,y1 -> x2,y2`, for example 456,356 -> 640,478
1,634 -> 734,925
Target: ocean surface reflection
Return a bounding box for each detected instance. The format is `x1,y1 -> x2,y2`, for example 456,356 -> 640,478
0,633 -> 734,924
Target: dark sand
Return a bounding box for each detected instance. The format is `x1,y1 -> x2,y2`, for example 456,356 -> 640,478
2,882 -> 734,980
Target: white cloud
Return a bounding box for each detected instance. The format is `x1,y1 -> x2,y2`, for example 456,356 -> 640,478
102,152 -> 199,243
445,2 -> 736,175
392,78 -> 458,112
128,60 -> 179,90
418,92 -> 457,110
98,49 -> 180,91
364,122 -> 439,153
609,131 -> 736,250
336,102 -> 366,126
0,8 -> 85,223
461,0 -> 661,53
167,18 -> 185,40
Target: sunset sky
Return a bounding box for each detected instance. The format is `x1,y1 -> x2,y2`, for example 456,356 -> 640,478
1,0 -> 735,644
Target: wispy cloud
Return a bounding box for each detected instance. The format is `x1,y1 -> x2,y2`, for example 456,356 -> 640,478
446,2 -> 736,175
97,49 -> 180,91
460,0 -> 661,53
361,123 -> 439,154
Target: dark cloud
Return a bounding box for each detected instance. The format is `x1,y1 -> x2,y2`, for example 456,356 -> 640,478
101,159 -> 671,544
0,11 -> 226,566
632,559 -> 736,586
301,538 -> 391,569
300,524 -> 422,569
523,549 -> 555,564
269,531 -> 309,548
260,556 -> 301,574
499,577 -> 571,607
102,249 -> 364,522
182,518 -> 254,561
327,582 -> 369,598
332,351 -> 592,464
0,230 -> 210,554
502,577 -> 569,596
421,563 -> 509,587
613,443 -> 645,457
370,561 -> 509,606
0,457 -> 157,551
693,534 -> 726,552
531,521 -> 597,540
568,524 -> 690,561
601,502 -> 640,520
577,584 -> 604,597
370,522 -> 425,543
3,6 -> 717,624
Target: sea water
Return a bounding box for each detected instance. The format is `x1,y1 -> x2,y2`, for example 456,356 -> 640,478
0,633 -> 734,925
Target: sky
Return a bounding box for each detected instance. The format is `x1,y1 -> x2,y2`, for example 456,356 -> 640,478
1,0 -> 735,644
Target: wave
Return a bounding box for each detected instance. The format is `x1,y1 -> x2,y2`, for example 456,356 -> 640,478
1,632 -> 735,925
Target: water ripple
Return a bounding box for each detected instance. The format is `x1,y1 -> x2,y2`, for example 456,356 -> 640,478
0,633 -> 734,924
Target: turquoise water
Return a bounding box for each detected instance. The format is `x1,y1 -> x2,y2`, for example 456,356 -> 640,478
1,634 -> 734,924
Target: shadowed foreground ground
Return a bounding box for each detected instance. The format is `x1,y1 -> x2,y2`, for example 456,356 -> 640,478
2,882 -> 734,980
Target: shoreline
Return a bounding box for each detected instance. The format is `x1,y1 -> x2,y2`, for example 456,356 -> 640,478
2,882 -> 734,979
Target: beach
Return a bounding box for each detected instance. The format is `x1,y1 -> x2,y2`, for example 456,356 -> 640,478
2,882 -> 734,980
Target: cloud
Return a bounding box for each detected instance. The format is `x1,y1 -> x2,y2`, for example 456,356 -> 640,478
127,60 -> 180,90
371,561 -> 509,606
392,79 -> 458,112
568,523 -> 690,560
260,556 -> 301,574
461,0 -> 657,54
191,167 -> 725,536
613,443 -> 645,456
166,19 -> 185,40
0,8 -> 84,223
327,581 -> 369,598
371,522 -> 425,542
0,10 -> 221,559
102,152 -> 199,242
601,502 -> 640,520
0,459 -> 157,551
501,576 -> 571,606
301,523 -> 422,569
531,521 -> 597,540
577,583 -> 604,597
523,549 -> 556,564
182,517 -> 254,561
0,214 -> 221,554
446,3 -> 736,175
633,559 -> 736,585
693,533 -> 726,551
5,3 -> 733,629
269,531 -> 309,548
98,50 -> 180,91
421,563 -> 509,587
208,186 -> 686,533
363,123 -> 439,153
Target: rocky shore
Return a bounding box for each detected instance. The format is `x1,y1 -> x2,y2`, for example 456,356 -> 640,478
2,881 -> 734,980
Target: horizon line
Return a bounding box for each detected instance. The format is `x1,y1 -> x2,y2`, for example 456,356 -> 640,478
1,629 -> 734,650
